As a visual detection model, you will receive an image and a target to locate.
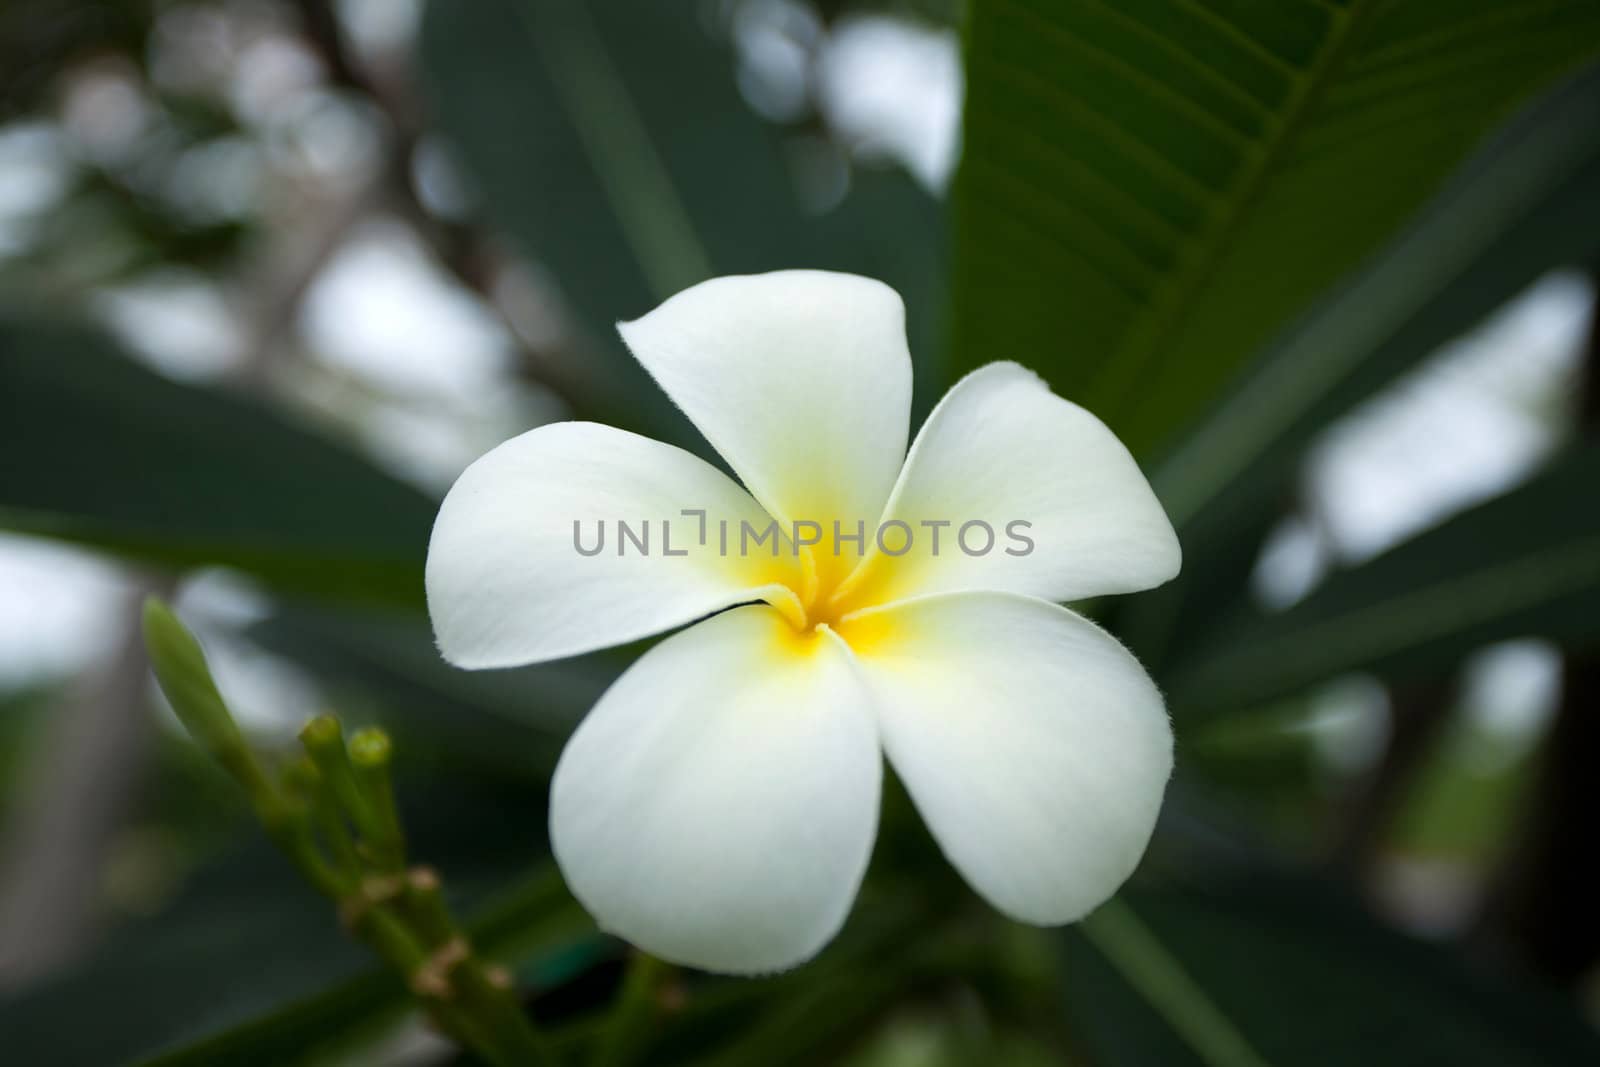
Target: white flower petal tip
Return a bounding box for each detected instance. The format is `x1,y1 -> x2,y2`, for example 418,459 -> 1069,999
549,607 -> 881,974
839,361 -> 1181,608
424,421 -> 801,670
616,270 -> 912,536
837,593 -> 1173,925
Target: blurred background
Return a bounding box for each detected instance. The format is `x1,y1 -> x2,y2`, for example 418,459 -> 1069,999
1,0 -> 1598,1064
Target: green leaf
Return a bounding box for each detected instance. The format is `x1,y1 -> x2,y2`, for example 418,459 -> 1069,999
132,868 -> 591,1067
1121,58 -> 1600,667
0,318 -> 435,609
949,0 -> 1600,457
128,881 -> 939,1067
1155,57 -> 1600,533
419,0 -> 948,437
1166,443 -> 1600,718
1066,875 -> 1600,1066
247,605 -> 618,777
0,774 -> 571,1067
135,968 -> 405,1067
0,844 -> 373,1067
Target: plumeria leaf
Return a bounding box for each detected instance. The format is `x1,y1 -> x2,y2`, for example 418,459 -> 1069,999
1123,58 -> 1600,669
126,883 -> 937,1067
0,317 -> 434,609
949,0 -> 1600,459
0,841 -> 369,1067
1165,443 -> 1600,718
419,0 -> 947,443
1154,58 -> 1600,534
0,792 -> 576,1066
129,868 -> 590,1067
247,605 -> 619,777
1065,874 -> 1600,1065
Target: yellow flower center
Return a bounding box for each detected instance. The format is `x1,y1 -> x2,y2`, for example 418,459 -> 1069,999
764,534 -> 900,656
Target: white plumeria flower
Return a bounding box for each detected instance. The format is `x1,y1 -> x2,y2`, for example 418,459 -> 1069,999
427,270 -> 1180,974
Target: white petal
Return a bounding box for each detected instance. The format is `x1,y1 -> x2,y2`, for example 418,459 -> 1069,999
838,363 -> 1179,608
550,606 -> 881,973
426,422 -> 802,669
837,592 -> 1172,924
617,271 -> 911,539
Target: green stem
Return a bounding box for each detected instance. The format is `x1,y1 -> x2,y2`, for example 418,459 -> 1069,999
348,727 -> 406,872
260,803 -> 352,899
591,952 -> 666,1067
353,902 -> 509,1064
402,865 -> 559,1066
141,600 -> 561,1067
403,867 -> 457,946
299,715 -> 376,836
456,956 -> 562,1067
282,757 -> 361,877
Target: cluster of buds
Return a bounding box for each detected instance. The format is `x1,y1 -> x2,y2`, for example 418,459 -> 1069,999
141,599 -> 554,1067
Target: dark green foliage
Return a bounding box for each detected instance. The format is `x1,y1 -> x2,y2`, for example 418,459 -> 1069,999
1169,443 -> 1600,717
420,0 -> 948,433
2,0 -> 1599,1063
0,319 -> 435,609
1065,873 -> 1600,1066
949,0 -> 1600,457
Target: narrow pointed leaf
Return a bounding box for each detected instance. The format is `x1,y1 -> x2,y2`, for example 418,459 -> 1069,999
0,319 -> 434,609
1065,875 -> 1600,1066
950,0 -> 1600,457
1166,443 -> 1600,717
